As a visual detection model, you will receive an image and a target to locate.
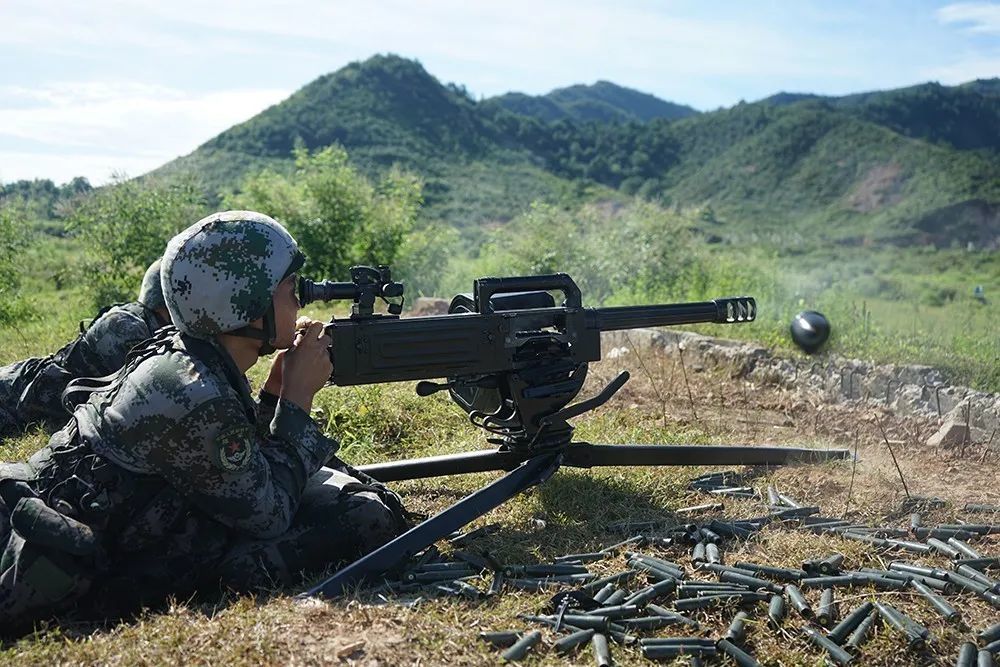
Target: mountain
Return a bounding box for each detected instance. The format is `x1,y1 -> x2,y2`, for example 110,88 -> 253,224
151,55 -> 1000,248
485,81 -> 699,123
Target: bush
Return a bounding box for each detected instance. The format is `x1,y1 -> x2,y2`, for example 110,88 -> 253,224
226,146 -> 423,279
67,177 -> 206,308
0,201 -> 33,323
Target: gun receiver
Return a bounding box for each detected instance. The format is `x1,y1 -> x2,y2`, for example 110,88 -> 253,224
302,267 -> 755,452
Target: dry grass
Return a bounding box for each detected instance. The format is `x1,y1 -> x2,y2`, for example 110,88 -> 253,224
2,346 -> 998,666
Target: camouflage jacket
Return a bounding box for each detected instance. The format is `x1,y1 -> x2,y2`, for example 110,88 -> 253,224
0,301 -> 166,435
0,329 -> 338,625
72,329 -> 338,539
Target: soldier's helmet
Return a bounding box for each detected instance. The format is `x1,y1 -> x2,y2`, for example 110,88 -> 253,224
161,211 -> 304,338
137,259 -> 166,311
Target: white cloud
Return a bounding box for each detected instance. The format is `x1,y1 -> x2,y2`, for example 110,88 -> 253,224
936,2 -> 1000,34
0,82 -> 290,184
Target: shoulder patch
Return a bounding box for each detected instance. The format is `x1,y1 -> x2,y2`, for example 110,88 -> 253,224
214,424 -> 256,472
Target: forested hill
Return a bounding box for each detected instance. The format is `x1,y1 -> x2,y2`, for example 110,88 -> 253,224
484,81 -> 699,123
150,54 -> 999,248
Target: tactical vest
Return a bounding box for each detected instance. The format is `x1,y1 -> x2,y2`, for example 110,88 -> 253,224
0,328 -> 239,626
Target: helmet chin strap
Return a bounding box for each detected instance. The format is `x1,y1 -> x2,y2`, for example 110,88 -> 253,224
229,301 -> 277,356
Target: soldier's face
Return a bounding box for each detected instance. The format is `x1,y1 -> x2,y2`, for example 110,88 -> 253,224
271,274 -> 301,349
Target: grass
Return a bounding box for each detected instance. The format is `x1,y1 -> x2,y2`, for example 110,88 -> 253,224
2,340 -> 998,665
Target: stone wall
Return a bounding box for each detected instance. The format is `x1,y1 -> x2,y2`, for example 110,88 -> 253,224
601,329 -> 1000,446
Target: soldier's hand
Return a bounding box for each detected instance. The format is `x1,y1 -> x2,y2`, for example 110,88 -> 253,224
279,321 -> 332,412
262,317 -> 314,395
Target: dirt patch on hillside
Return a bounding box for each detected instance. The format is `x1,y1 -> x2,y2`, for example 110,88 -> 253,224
846,162 -> 905,212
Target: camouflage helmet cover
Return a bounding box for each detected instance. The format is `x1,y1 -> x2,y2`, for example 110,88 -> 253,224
137,258 -> 166,311
162,211 -> 301,338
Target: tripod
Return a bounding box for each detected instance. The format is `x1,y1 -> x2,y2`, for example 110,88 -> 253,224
303,371 -> 849,598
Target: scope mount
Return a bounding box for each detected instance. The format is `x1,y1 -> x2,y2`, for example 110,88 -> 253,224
298,265 -> 404,319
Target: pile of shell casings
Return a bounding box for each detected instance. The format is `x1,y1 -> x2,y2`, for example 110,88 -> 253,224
371,472 -> 1000,665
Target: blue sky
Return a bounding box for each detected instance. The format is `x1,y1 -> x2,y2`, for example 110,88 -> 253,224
1,0 -> 998,186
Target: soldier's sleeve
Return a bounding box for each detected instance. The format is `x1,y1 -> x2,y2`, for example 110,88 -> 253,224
145,394 -> 339,539
255,389 -> 279,440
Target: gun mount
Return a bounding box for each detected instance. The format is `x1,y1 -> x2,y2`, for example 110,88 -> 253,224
296,267 -> 848,598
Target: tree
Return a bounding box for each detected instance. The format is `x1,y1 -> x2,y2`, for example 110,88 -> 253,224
68,177 -> 206,307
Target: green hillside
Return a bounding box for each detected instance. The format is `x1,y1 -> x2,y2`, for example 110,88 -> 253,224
146,55 -> 999,248
486,80 -> 699,123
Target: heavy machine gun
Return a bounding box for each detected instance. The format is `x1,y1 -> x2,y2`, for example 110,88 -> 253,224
297,266 -> 848,598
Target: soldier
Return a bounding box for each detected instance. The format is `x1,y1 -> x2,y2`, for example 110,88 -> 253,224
0,211 -> 407,631
0,259 -> 171,438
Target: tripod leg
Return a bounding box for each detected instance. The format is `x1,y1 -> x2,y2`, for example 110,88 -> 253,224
301,453 -> 561,599
357,448 -> 529,482
559,443 -> 850,468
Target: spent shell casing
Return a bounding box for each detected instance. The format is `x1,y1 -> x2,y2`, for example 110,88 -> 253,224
983,640 -> 1000,655
716,638 -> 762,667
628,559 -> 682,582
411,561 -> 478,573
844,608 -> 877,651
408,569 -> 475,583
479,630 -> 520,647
501,630 -> 541,662
956,564 -> 999,589
919,528 -> 976,542
803,627 -> 854,666
724,610 -> 748,643
705,542 -> 721,565
948,538 -> 983,560
640,638 -> 716,646
777,493 -> 802,508
801,575 -> 855,589
591,632 -> 612,667
910,512 -> 922,532
827,601 -> 874,644
980,590 -> 1000,610
979,621 -> 1000,643
642,644 -> 717,659
956,641 -> 977,667
587,604 -> 641,620
817,588 -> 837,627
767,485 -> 781,506
849,572 -> 908,590
555,552 -> 608,564
582,571 -> 634,593
594,583 -> 616,603
733,561 -> 805,582
911,579 -> 960,621
646,604 -> 699,627
677,502 -> 725,514
771,506 -> 821,520
786,584 -> 813,619
819,553 -> 845,575
889,561 -> 952,580
978,650 -> 996,667
507,563 -> 588,576
601,534 -> 646,551
487,571 -> 504,596
937,524 -> 1000,535
955,557 -> 1000,570
625,616 -> 699,630
767,594 -> 786,627
627,553 -> 686,575
692,541 -> 707,564
964,503 -> 1000,513
675,592 -> 768,610
604,589 -> 628,606
874,602 -> 926,649
951,572 -> 991,595
927,537 -> 963,558
720,570 -> 783,593
700,527 -> 722,544
699,562 -> 756,577
554,628 -> 595,654
623,577 -> 677,606
884,538 -> 932,554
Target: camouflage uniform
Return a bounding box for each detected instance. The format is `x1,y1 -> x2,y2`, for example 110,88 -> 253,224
0,260 -> 168,438
0,213 -> 405,631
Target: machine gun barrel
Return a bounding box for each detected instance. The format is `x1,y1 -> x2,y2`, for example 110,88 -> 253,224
590,297 -> 756,331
